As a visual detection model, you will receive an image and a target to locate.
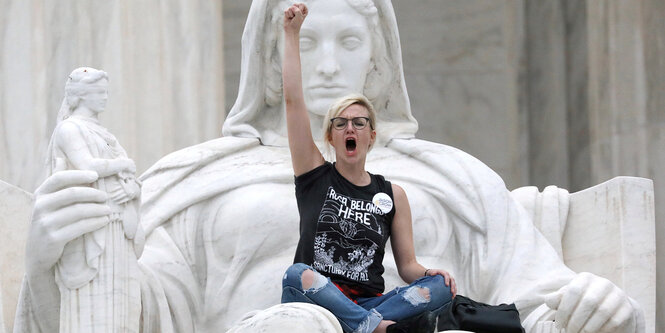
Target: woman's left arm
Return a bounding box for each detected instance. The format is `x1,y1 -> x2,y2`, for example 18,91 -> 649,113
390,184 -> 457,297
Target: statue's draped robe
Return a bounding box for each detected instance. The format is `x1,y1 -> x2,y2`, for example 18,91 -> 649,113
47,117 -> 140,290
134,136 -> 576,332
15,116 -> 142,332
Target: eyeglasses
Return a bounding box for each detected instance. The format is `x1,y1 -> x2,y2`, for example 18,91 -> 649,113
330,117 -> 372,130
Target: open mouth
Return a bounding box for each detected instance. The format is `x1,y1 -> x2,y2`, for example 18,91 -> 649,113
345,138 -> 357,152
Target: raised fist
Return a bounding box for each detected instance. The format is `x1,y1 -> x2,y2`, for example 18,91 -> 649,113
283,3 -> 308,34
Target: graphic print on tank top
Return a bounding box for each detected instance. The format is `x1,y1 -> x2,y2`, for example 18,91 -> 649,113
313,186 -> 387,282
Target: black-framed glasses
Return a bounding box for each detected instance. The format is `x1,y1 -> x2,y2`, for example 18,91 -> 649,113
330,117 -> 371,130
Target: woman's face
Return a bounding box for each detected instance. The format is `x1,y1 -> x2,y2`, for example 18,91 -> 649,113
329,104 -> 375,163
299,0 -> 373,116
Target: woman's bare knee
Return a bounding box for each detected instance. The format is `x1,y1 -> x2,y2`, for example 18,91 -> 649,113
301,269 -> 327,292
301,269 -> 315,290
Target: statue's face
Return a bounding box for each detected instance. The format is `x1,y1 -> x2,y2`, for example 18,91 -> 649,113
299,0 -> 373,116
79,81 -> 109,113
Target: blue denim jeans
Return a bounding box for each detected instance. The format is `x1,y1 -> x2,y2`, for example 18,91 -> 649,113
281,263 -> 453,333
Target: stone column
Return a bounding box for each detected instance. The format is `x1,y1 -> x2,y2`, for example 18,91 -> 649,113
585,0 -> 649,183
524,0 -> 569,189
536,0 -> 663,331
525,0 -> 663,330
563,0 -> 592,191
393,0 -> 528,189
641,0 -> 665,332
584,2 -> 661,330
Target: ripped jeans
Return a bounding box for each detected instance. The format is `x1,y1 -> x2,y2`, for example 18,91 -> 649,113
281,263 -> 453,333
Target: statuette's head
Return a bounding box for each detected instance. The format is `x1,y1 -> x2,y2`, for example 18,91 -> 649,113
58,67 -> 109,121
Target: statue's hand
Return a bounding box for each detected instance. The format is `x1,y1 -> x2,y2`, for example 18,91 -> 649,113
121,175 -> 141,199
26,170 -> 111,276
107,173 -> 140,204
545,272 -> 639,333
283,3 -> 308,34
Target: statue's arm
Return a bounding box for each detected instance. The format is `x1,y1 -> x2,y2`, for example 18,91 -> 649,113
282,3 -> 324,176
388,140 -> 642,332
54,121 -> 135,177
23,170 -> 111,331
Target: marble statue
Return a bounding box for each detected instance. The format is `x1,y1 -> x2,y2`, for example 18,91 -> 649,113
226,303 -> 343,332
30,68 -> 142,332
15,1 -> 647,333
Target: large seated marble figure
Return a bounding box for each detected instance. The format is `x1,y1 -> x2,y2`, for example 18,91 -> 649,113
14,0 -> 651,332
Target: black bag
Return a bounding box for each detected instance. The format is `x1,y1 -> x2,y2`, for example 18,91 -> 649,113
437,295 -> 525,333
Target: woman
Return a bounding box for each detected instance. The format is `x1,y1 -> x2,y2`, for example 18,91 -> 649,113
279,4 -> 455,333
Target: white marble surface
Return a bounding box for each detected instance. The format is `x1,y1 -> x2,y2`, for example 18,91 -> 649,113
565,177 -> 655,333
226,303 -> 342,333
513,177 -> 656,332
0,180 -> 32,333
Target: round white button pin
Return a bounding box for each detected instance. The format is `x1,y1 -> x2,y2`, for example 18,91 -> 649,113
372,192 -> 393,214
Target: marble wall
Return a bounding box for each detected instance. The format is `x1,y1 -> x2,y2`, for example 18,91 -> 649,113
394,1 -> 528,189
0,0 -> 225,192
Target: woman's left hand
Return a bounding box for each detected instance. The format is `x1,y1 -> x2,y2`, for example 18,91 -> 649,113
426,268 -> 457,298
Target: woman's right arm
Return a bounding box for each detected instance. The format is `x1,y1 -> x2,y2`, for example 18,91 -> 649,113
282,3 -> 324,176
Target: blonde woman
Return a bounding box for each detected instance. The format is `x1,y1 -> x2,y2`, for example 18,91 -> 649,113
280,4 -> 455,333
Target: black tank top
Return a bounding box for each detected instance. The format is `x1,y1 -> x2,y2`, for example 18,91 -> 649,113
293,162 -> 395,295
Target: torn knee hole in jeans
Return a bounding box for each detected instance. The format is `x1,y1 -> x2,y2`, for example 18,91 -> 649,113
403,286 -> 430,306
302,270 -> 327,293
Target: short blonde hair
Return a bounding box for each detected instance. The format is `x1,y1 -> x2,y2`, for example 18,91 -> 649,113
322,93 -> 377,150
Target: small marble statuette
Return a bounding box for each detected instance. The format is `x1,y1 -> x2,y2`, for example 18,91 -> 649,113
46,67 -> 141,332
